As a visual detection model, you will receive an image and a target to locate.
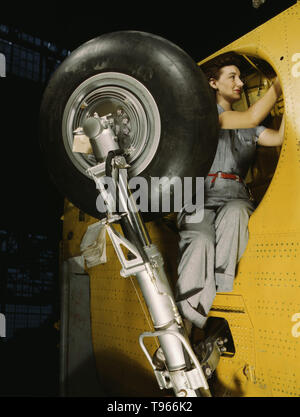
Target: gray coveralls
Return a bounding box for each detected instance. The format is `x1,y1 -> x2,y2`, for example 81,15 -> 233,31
175,104 -> 265,328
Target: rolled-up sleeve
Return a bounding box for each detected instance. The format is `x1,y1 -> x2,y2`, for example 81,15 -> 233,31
254,125 -> 266,143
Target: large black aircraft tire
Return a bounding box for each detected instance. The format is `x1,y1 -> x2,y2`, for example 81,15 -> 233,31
39,31 -> 218,221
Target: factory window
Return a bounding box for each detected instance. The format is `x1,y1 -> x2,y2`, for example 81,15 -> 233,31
4,304 -> 54,338
0,27 -> 70,83
0,230 -> 58,340
11,44 -> 40,81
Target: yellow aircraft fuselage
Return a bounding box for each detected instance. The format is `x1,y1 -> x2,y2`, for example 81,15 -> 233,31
62,3 -> 300,397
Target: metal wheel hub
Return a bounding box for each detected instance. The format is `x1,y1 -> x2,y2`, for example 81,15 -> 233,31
62,72 -> 161,178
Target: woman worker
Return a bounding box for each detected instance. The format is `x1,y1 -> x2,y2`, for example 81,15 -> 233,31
175,52 -> 285,335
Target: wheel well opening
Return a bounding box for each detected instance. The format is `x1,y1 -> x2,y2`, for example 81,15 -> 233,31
231,54 -> 284,205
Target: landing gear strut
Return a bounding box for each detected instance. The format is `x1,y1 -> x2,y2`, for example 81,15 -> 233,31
82,112 -> 212,397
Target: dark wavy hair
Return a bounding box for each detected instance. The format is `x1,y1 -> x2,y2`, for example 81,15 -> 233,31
200,52 -> 244,82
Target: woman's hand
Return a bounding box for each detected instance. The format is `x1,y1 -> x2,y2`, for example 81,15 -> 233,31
272,76 -> 282,98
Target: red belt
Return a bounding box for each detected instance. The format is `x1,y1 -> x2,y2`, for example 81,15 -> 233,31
207,171 -> 243,185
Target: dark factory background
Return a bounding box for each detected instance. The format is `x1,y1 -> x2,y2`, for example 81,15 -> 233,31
0,1 -> 296,397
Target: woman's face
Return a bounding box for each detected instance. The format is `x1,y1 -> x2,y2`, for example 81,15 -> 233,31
210,65 -> 244,104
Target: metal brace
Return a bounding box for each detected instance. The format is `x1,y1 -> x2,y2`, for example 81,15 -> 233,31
105,223 -> 146,277
139,330 -> 209,392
